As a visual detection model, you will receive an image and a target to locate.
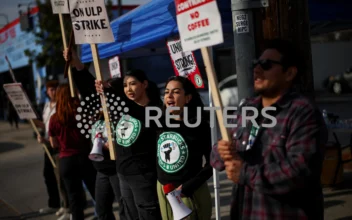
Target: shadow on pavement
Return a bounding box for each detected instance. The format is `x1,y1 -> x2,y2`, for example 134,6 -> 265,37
336,216 -> 352,220
0,217 -> 20,220
0,142 -> 24,154
0,211 -> 56,220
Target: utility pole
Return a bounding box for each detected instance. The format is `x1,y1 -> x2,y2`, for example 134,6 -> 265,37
118,0 -> 123,17
117,0 -> 128,74
231,0 -> 269,101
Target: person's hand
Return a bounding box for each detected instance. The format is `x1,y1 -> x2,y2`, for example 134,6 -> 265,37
37,135 -> 45,144
33,119 -> 45,129
224,159 -> 243,183
95,80 -> 104,94
103,142 -> 109,150
63,48 -> 84,70
176,185 -> 185,197
95,80 -> 110,95
217,140 -> 238,161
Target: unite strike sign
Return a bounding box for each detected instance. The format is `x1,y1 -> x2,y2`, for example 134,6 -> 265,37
174,0 -> 223,52
69,0 -> 114,44
167,37 -> 204,88
3,83 -> 37,120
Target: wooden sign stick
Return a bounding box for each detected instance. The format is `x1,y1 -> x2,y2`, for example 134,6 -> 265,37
200,47 -> 231,142
30,120 -> 57,168
90,44 -> 116,160
59,13 -> 75,98
64,30 -> 74,79
5,56 -> 56,168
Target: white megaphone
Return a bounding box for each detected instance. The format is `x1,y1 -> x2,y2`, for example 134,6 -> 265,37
163,184 -> 192,220
89,132 -> 104,161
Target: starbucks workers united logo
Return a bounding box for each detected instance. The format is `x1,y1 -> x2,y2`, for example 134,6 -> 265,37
158,132 -> 189,173
115,115 -> 141,147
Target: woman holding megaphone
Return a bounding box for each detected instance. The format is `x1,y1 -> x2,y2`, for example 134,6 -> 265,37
64,48 -> 163,220
156,76 -> 213,220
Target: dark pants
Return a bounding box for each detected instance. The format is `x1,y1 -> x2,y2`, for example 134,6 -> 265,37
95,171 -> 123,220
43,152 -> 60,208
53,153 -> 70,209
8,108 -> 18,128
60,154 -> 97,220
118,172 -> 162,220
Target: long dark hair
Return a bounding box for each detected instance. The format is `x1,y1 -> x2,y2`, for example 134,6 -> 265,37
54,84 -> 80,125
163,76 -> 204,121
108,69 -> 162,106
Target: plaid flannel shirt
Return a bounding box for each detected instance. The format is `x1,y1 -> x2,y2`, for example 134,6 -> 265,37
211,89 -> 328,220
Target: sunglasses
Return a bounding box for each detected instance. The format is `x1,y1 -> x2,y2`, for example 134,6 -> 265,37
252,59 -> 283,71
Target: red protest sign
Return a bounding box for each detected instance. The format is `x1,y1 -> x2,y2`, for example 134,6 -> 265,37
167,37 -> 204,88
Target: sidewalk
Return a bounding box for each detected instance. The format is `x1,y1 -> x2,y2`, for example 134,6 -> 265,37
0,122 -> 102,220
0,121 -> 352,219
0,198 -> 20,219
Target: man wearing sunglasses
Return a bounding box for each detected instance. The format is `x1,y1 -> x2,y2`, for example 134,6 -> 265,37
210,39 -> 328,220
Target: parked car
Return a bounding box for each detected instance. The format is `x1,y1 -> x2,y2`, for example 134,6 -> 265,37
323,67 -> 352,94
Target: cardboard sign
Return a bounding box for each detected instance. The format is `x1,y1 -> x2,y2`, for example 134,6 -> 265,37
174,0 -> 223,52
109,56 -> 121,78
69,0 -> 114,44
235,14 -> 249,34
167,37 -> 204,88
3,83 -> 37,120
50,0 -> 70,14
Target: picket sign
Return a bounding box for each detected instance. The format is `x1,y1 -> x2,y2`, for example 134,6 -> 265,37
174,2 -> 227,220
109,56 -> 122,79
4,57 -> 56,168
166,37 -> 204,88
50,0 -> 75,97
69,0 -> 116,160
174,0 -> 230,142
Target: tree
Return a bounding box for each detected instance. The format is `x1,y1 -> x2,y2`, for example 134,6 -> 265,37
24,0 -> 113,74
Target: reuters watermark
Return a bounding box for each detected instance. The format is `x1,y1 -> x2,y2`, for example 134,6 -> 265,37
145,106 -> 277,128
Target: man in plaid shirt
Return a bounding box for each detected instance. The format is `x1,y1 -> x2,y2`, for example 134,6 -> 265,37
211,39 -> 328,220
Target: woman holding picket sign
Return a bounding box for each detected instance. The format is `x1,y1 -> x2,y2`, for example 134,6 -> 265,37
64,49 -> 123,220
156,76 -> 213,220
63,48 -> 163,220
48,84 -> 97,220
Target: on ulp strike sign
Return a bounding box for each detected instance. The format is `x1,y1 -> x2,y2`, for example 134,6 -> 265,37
174,0 -> 223,52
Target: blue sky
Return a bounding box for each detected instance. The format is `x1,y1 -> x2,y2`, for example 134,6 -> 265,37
0,0 -> 149,26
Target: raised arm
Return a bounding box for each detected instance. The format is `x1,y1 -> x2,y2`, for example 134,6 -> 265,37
63,48 -> 96,97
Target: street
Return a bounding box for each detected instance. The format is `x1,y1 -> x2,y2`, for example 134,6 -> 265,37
0,95 -> 352,220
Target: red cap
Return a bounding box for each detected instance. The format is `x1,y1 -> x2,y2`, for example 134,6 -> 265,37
163,183 -> 175,194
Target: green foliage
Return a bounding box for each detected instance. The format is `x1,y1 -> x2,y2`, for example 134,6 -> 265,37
24,0 -> 114,69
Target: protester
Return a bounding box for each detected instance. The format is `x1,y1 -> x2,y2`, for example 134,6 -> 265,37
63,49 -> 123,220
49,84 -> 96,220
7,98 -> 19,129
34,80 -> 63,216
156,76 -> 213,220
64,51 -> 124,220
63,48 -> 162,220
210,39 -> 328,219
95,71 -> 162,220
